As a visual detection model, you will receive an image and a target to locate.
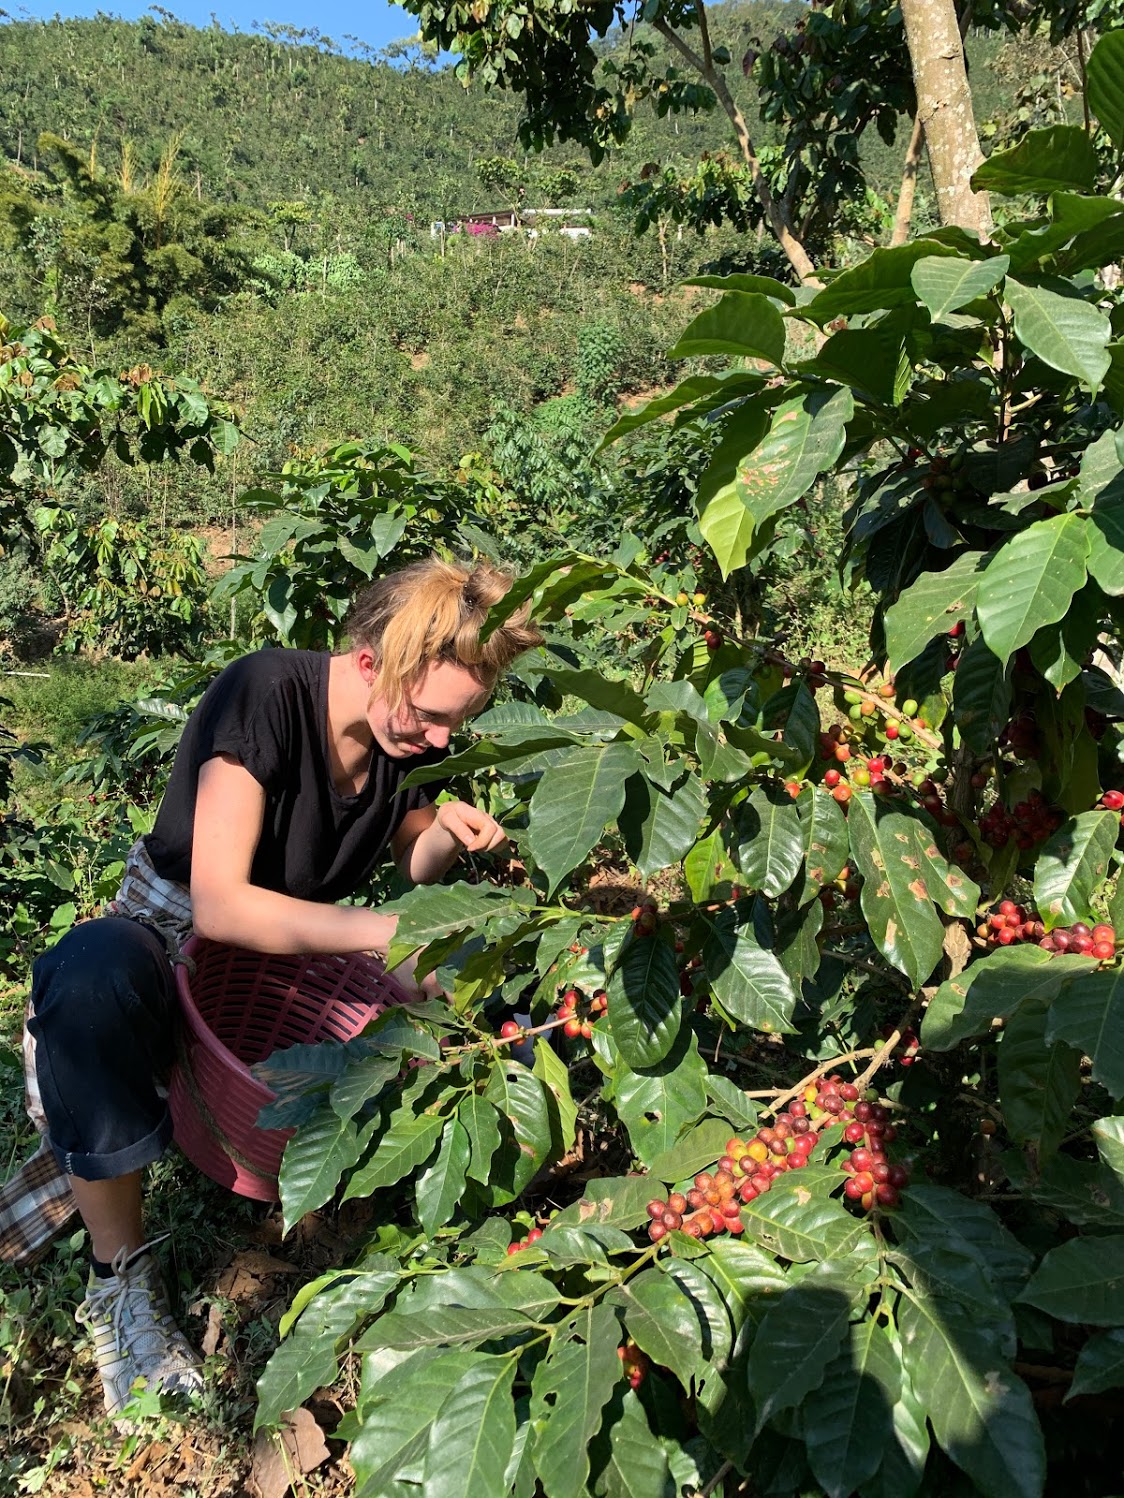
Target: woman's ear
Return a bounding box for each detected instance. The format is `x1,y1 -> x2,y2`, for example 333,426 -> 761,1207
356,645 -> 378,687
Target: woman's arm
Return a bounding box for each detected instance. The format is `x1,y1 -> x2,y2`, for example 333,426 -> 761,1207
190,754 -> 400,956
392,800 -> 506,884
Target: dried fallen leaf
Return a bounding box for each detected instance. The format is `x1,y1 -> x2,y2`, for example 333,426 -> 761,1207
249,1409 -> 329,1498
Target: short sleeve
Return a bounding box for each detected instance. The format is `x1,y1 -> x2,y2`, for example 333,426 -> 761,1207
190,654 -> 293,793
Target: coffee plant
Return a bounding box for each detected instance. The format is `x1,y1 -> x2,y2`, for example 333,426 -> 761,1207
249,37 -> 1124,1498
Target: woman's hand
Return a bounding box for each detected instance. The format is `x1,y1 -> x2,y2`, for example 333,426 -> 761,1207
435,800 -> 507,855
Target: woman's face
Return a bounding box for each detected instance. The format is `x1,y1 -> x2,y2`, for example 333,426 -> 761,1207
367,658 -> 491,758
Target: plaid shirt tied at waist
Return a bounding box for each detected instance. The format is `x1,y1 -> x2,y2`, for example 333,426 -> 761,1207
0,840 -> 192,1265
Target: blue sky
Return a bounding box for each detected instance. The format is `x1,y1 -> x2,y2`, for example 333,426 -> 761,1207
0,1 -> 417,52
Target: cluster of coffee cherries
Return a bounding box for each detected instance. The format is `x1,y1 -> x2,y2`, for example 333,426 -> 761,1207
978,790 -> 1065,852
976,899 -> 1045,948
617,1340 -> 649,1390
1039,921 -> 1116,959
630,900 -> 659,937
645,1113 -> 826,1243
555,985 -> 607,1041
840,1100 -> 910,1211
506,1226 -> 544,1256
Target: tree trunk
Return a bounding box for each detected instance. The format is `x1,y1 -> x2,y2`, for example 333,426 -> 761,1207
899,0 -> 990,236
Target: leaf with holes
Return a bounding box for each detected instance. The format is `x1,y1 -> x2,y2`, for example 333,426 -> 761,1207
897,1296 -> 1044,1498
530,1304 -> 622,1498
610,1025 -> 708,1164
484,1063 -> 555,1197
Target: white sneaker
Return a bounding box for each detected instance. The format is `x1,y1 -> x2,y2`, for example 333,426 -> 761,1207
76,1243 -> 203,1428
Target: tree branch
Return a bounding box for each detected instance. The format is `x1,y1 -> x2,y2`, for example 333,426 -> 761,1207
889,112 -> 925,247
652,8 -> 820,285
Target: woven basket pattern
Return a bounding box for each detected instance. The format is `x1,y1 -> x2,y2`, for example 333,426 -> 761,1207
169,937 -> 411,1201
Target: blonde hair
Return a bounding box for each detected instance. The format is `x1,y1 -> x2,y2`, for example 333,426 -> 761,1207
345,558 -> 543,713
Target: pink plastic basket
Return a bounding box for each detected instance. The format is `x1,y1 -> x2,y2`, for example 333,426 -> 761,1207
169,937 -> 412,1201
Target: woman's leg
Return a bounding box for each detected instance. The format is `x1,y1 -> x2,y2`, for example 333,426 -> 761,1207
28,914 -> 179,1228
27,917 -> 200,1425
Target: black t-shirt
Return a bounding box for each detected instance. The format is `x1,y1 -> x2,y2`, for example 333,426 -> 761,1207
145,649 -> 447,901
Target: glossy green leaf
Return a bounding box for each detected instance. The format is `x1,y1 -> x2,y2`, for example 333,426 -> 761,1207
1019,1235 -> 1124,1324
279,1104 -> 366,1231
802,325 -> 912,406
422,1357 -> 517,1498
1046,965 -> 1124,1097
972,125 -> 1098,195
1088,30 -> 1124,148
732,784 -> 804,898
1033,809 -> 1118,927
343,1112 -> 444,1202
740,1169 -> 876,1265
618,1268 -> 706,1387
922,946 -> 1096,1050
384,880 -> 535,963
1067,1329 -> 1124,1401
976,512 -> 1089,665
805,241 -> 960,322
998,1000 -> 1082,1157
666,291 -> 786,364
550,1175 -> 660,1232
416,1117 -> 471,1235
255,1272 -> 396,1429
607,929 -> 683,1068
370,1305 -> 537,1351
883,551 -> 985,671
598,371 -> 765,448
330,1052 -> 402,1122
746,1272 -> 854,1430
646,1118 -> 735,1183
611,1026 -> 708,1164
701,905 -> 799,1035
847,793 -> 945,987
530,1305 -> 621,1498
861,1333 -> 930,1498
898,1184 -> 1033,1303
593,1388 -> 671,1498
910,255 -> 1008,320
529,743 -> 643,895
734,387 -> 853,533
534,1034 -> 578,1159
1094,1114 -> 1124,1180
798,784 -> 850,894
804,1317 -> 902,1498
1005,276 -> 1111,391
683,272 -> 797,305
621,771 -> 706,880
459,1094 -> 503,1186
695,1238 -> 787,1332
897,1295 -> 1044,1498
1011,1152 -> 1124,1229
952,637 -> 1012,755
484,1062 -> 555,1196
350,1350 -> 487,1494
693,399 -> 772,578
